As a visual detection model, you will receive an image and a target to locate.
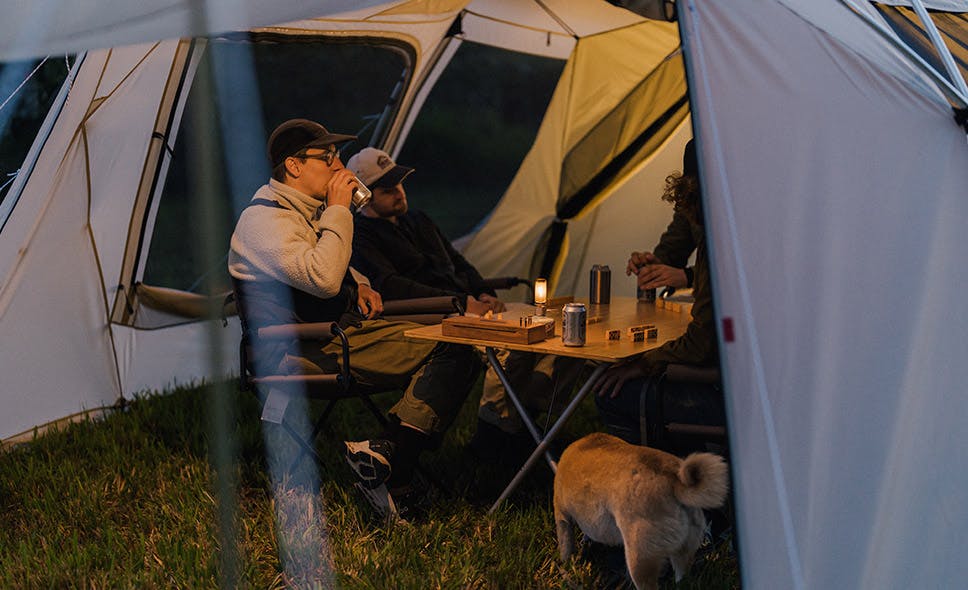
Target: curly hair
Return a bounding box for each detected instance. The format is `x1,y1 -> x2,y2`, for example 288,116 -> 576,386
661,172 -> 702,225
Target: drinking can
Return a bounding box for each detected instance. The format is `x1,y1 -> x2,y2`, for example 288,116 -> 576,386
637,285 -> 656,303
589,264 -> 611,304
351,180 -> 372,210
561,302 -> 587,347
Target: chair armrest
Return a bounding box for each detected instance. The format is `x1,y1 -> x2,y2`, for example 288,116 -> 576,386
481,276 -> 532,290
257,322 -> 339,342
664,364 -> 721,384
382,296 -> 460,316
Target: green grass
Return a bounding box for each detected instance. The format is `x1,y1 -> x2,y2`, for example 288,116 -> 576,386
0,381 -> 739,589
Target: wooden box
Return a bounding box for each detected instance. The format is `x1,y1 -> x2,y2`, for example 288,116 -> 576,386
441,316 -> 553,344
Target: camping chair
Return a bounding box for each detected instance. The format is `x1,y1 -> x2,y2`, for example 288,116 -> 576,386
644,363 -> 728,454
481,276 -> 534,302
481,276 -> 532,291
232,289 -> 462,472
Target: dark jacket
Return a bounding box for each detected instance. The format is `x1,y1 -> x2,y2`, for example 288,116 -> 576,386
641,209 -> 717,375
352,210 -> 496,304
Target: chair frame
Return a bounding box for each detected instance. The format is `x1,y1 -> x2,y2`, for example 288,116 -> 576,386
644,363 -> 727,451
234,294 -> 462,472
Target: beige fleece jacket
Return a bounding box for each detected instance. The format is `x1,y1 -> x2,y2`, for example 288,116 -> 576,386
228,179 -> 368,299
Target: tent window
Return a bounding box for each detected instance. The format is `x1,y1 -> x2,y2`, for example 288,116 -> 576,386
141,38 -> 411,294
397,41 -> 564,240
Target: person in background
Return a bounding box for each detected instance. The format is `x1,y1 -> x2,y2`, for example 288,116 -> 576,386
348,148 -> 584,465
228,120 -> 480,521
592,139 -> 724,448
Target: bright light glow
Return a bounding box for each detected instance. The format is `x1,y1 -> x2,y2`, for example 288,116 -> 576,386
534,278 -> 547,304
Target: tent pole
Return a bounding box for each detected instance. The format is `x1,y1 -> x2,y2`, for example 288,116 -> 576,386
909,0 -> 968,98
837,0 -> 968,109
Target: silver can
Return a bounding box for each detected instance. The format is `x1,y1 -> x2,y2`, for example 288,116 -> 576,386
589,264 -> 611,304
561,302 -> 587,347
351,180 -> 372,210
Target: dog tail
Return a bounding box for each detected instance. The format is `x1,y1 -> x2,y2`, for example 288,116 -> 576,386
674,452 -> 729,509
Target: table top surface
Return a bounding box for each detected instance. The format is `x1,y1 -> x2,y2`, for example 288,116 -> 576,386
404,296 -> 692,362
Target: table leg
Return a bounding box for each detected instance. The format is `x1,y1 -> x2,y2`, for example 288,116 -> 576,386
487,362 -> 610,515
484,347 -> 558,470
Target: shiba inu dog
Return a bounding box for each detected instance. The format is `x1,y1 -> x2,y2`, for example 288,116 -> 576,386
553,433 -> 729,590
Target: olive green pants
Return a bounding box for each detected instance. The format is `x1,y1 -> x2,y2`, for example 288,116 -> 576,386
282,319 -> 480,434
477,350 -> 586,434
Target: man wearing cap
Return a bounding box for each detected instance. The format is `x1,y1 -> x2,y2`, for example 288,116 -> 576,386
228,119 -> 480,521
347,147 -> 504,317
347,148 -> 585,469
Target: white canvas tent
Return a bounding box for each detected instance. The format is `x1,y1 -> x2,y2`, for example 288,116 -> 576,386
0,0 -> 687,441
2,0 -> 968,587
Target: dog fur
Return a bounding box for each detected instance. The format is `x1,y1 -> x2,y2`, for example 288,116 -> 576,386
553,432 -> 729,590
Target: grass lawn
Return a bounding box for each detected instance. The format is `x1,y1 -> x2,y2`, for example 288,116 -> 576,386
0,380 -> 739,588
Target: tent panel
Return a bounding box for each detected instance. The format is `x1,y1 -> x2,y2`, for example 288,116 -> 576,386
556,122 -> 692,299
87,42 -> 185,292
371,0 -> 468,17
0,0 -> 393,62
466,0 -> 645,39
0,143 -> 120,441
113,320 -> 239,398
558,48 -> 687,212
686,0 -> 968,587
564,21 -> 680,142
461,20 -> 679,294
776,0 -> 954,106
0,52 -> 108,282
459,10 -> 575,59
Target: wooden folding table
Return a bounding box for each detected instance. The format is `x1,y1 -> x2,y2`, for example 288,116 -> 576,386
404,296 -> 692,513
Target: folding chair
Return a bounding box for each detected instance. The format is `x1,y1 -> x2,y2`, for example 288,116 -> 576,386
231,287 -> 461,472
481,276 -> 533,301
644,363 -> 728,453
481,276 -> 532,291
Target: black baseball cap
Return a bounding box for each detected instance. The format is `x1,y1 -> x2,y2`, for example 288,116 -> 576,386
267,118 -> 357,169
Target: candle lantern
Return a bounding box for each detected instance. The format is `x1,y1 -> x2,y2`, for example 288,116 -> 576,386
534,278 -> 547,315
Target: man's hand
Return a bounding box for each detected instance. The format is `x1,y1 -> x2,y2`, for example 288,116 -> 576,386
357,284 -> 383,319
627,251 -> 660,275
637,264 -> 688,291
477,293 -> 506,313
326,168 -> 359,210
465,295 -> 493,316
592,360 -> 647,399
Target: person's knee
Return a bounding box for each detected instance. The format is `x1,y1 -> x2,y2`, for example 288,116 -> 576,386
432,342 -> 482,368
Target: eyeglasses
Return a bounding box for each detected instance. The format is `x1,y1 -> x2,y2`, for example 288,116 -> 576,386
294,146 -> 339,166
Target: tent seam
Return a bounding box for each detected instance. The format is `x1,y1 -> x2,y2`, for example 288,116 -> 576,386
80,124 -> 126,400
459,9 -> 575,38
83,42 -> 163,123
114,40 -> 197,325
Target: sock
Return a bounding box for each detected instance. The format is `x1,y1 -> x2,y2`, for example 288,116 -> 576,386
387,424 -> 430,488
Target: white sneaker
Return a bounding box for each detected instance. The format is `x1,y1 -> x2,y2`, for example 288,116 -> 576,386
344,439 -> 393,490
